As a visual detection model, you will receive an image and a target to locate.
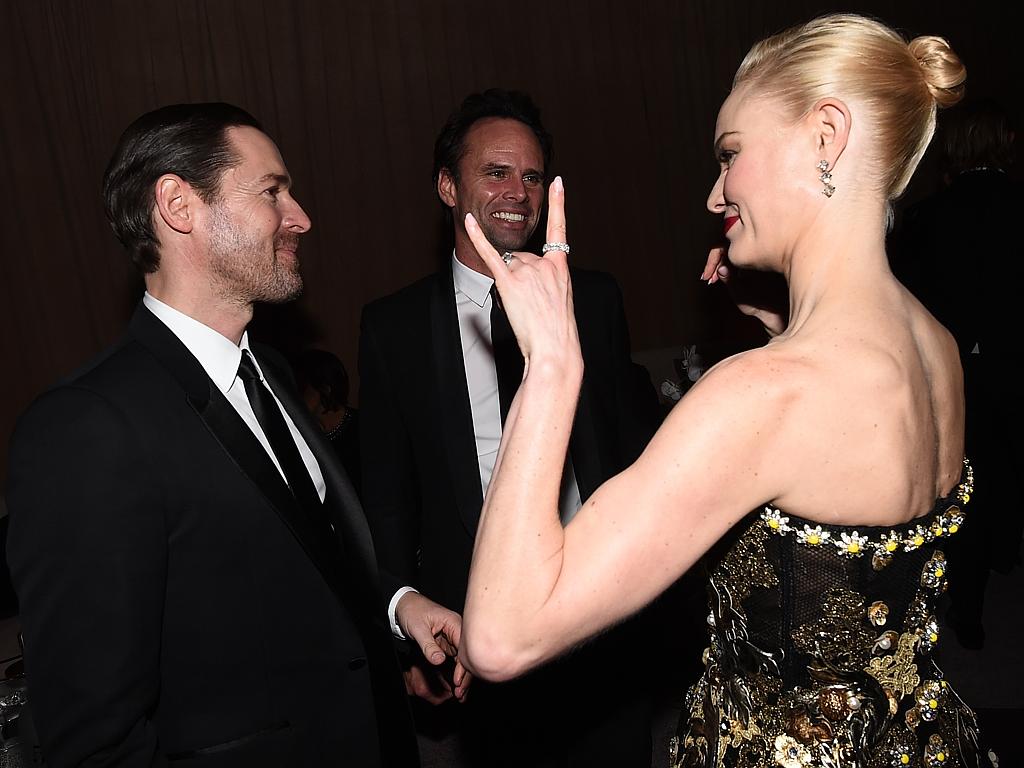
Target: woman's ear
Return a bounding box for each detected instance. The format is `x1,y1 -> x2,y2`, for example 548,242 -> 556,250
808,97 -> 851,170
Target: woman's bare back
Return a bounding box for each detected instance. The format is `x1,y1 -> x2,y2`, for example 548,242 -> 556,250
766,276 -> 965,527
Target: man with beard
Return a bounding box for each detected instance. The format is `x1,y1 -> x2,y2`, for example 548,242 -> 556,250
358,89 -> 660,767
6,103 -> 466,767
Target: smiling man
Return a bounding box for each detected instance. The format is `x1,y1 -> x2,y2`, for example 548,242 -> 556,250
357,89 -> 661,767
5,103 -> 459,767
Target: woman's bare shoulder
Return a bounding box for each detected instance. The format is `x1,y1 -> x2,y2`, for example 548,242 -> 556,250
688,341 -> 819,400
656,343 -> 818,466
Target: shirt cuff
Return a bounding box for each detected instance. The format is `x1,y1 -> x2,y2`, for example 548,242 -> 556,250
388,586 -> 419,640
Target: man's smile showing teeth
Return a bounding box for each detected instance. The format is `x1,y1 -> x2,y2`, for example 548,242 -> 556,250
493,211 -> 525,222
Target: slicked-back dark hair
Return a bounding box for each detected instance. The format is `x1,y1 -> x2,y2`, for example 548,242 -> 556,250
432,89 -> 553,192
102,102 -> 262,274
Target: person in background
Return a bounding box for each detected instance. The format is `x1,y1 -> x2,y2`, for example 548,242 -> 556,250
358,88 -> 660,767
296,348 -> 362,496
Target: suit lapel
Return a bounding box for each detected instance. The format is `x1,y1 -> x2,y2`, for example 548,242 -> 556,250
128,305 -> 346,603
568,273 -> 608,503
258,354 -> 381,595
429,272 -> 486,534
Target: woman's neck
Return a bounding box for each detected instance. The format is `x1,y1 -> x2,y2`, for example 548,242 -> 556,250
779,205 -> 891,338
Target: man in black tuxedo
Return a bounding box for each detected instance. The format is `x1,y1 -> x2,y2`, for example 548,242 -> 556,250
358,90 -> 660,767
6,103 -> 465,767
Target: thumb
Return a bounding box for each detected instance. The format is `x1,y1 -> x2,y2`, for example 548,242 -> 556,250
409,625 -> 446,665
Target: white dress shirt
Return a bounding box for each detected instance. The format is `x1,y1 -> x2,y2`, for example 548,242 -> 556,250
143,292 -> 326,502
451,253 -> 583,520
388,256 -> 585,638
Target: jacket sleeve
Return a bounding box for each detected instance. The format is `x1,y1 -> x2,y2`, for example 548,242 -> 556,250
357,306 -> 421,607
6,387 -> 168,767
604,277 -> 663,468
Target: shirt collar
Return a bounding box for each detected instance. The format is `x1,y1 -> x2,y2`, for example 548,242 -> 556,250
143,292 -> 256,394
451,251 -> 494,309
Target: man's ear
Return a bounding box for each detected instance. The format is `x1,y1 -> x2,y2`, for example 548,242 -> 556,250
154,174 -> 195,234
808,97 -> 851,170
437,168 -> 457,209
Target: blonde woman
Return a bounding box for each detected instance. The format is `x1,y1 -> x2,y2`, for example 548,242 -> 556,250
460,13 -> 986,768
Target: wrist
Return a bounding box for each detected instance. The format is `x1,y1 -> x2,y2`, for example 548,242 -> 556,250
389,586 -> 420,639
526,352 -> 583,386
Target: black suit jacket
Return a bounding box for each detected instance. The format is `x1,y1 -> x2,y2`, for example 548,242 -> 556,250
6,304 -> 418,768
358,266 -> 659,613
358,266 -> 660,766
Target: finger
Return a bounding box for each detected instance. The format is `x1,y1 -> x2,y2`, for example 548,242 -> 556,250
454,666 -> 472,701
418,680 -> 453,706
701,246 -> 725,282
544,176 -> 569,268
406,666 -> 448,705
444,615 -> 462,647
465,213 -> 507,285
434,632 -> 456,658
412,630 -> 446,665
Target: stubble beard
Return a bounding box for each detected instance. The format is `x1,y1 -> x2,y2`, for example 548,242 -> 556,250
207,205 -> 303,306
480,215 -> 536,254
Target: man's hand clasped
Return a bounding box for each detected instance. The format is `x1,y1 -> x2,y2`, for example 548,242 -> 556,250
395,591 -> 471,704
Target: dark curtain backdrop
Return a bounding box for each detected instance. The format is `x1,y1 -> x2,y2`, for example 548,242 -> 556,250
2,0 -> 1020,486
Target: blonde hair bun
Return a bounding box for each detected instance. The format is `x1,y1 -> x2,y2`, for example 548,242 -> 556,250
909,35 -> 966,109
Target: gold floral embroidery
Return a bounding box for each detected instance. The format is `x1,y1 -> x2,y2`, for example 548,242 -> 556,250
868,601 -> 890,627
866,632 -> 921,699
676,459 -> 982,768
924,733 -> 952,767
920,552 -> 949,591
716,520 -> 778,605
774,734 -> 813,767
792,588 -> 874,673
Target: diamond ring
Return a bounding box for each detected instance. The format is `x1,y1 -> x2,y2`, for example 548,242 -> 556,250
501,251 -> 515,265
542,242 -> 570,255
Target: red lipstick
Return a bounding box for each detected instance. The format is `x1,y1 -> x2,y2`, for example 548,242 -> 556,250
724,215 -> 739,235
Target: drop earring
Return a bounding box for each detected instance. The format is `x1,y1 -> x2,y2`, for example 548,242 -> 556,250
818,160 -> 835,198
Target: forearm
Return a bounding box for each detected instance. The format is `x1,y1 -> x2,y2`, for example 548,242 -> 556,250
463,355 -> 582,679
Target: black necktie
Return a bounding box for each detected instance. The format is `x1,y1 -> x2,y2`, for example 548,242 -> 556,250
237,350 -> 322,512
490,286 -> 524,426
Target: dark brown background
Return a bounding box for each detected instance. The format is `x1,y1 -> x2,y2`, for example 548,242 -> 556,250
2,0 -> 1021,487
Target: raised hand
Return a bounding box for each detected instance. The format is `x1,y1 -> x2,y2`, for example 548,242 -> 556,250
464,177 -> 581,372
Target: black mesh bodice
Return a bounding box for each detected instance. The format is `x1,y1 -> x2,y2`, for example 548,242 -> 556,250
671,461 -> 989,768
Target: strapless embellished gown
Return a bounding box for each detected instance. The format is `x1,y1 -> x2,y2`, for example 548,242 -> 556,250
671,461 -> 992,768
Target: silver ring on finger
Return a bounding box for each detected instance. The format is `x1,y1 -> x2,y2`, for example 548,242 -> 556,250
542,242 -> 570,255
501,251 -> 515,265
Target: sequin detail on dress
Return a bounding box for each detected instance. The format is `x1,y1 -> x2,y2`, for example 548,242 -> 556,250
671,460 -> 990,767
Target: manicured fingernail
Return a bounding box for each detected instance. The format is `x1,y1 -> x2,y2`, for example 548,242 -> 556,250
465,213 -> 476,228
554,176 -> 564,193
432,652 -> 444,663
